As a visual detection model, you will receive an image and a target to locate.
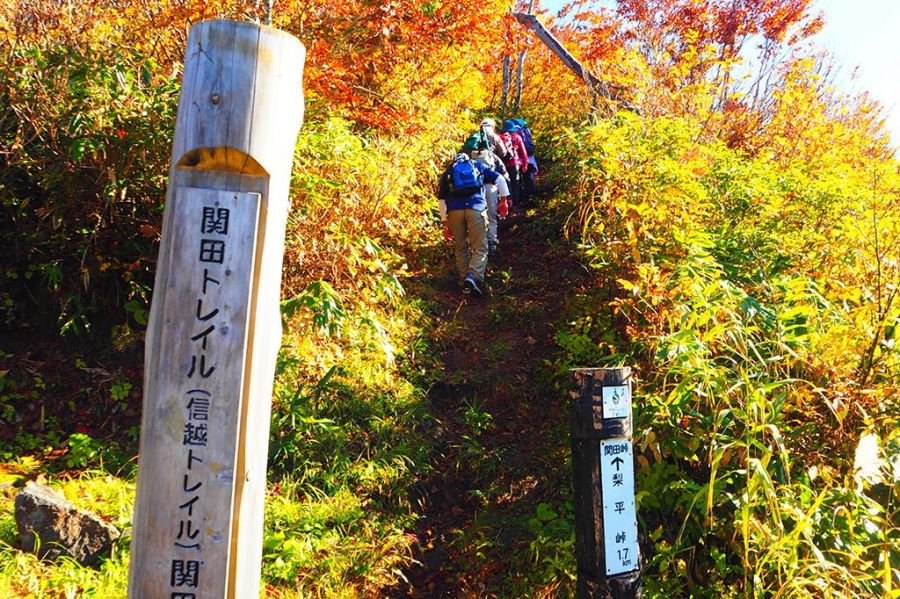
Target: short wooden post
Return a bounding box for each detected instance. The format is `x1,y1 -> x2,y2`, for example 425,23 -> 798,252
570,368 -> 642,598
127,20 -> 305,598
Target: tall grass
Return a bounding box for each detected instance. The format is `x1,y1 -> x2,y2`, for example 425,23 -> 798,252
550,112 -> 900,597
256,111 -> 468,594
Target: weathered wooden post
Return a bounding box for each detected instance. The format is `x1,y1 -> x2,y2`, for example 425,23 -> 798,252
127,20 -> 304,598
570,368 -> 642,598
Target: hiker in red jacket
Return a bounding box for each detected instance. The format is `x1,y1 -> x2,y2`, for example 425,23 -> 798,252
500,120 -> 529,210
511,118 -> 538,206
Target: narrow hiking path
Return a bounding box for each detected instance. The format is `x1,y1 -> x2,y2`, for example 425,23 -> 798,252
386,193 -> 592,597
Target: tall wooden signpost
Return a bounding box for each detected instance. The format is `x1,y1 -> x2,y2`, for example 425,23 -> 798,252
570,368 -> 642,598
128,20 -> 305,598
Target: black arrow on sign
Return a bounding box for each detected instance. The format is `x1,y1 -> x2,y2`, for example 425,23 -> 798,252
611,456 -> 624,471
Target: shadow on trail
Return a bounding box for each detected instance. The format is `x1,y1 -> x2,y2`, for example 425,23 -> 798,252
385,194 -> 591,597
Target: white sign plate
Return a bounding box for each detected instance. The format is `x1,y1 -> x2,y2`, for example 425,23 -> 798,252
600,438 -> 640,575
602,385 -> 631,419
131,187 -> 260,598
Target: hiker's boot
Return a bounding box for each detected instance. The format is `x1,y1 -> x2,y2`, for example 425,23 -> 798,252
462,275 -> 484,298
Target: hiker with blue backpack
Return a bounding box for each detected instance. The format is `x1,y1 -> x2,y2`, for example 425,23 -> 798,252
463,133 -> 511,258
437,150 -> 510,297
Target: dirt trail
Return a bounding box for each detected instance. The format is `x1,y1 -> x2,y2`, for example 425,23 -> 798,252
387,200 -> 590,597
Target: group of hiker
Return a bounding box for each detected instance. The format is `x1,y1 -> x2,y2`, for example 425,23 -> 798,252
437,117 -> 538,297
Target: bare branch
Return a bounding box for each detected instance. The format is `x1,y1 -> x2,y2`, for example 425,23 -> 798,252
511,12 -> 636,113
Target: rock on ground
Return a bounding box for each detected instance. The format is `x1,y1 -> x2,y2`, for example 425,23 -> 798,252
15,483 -> 121,567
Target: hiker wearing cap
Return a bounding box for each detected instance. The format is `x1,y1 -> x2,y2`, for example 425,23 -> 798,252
500,120 -> 529,210
480,118 -> 512,162
464,133 -> 511,258
510,118 -> 536,157
437,150 -> 510,297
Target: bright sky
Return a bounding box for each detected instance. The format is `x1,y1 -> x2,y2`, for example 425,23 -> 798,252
815,0 -> 900,145
539,0 -> 900,145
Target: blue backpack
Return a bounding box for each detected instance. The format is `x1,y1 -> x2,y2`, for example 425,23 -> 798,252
511,118 -> 535,156
450,158 -> 483,197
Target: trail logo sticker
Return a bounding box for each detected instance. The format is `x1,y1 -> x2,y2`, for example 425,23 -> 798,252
602,385 -> 631,419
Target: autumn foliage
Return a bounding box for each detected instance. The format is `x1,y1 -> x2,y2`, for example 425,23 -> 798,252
0,0 -> 508,335
0,1 -> 510,594
535,1 -> 899,596
0,0 -> 898,596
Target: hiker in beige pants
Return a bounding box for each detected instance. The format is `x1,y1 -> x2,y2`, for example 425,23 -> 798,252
437,152 -> 510,297
447,208 -> 490,287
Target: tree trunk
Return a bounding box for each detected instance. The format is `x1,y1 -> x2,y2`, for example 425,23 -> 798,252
513,0 -> 536,112
514,49 -> 526,112
258,0 -> 274,25
501,55 -> 511,110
